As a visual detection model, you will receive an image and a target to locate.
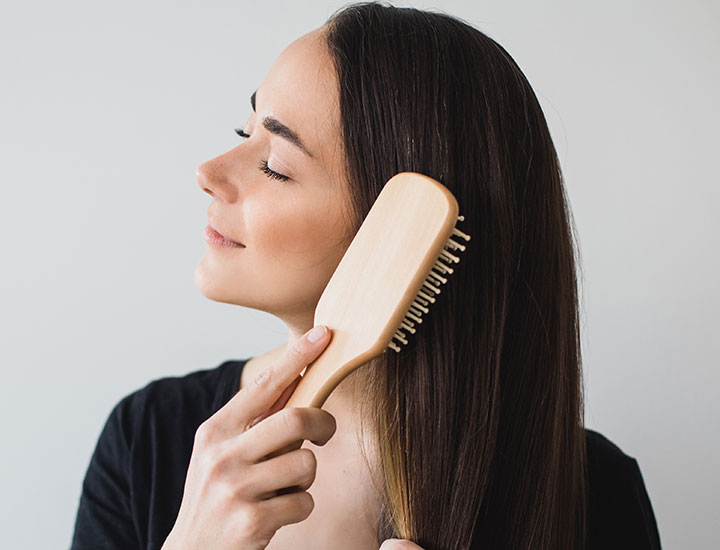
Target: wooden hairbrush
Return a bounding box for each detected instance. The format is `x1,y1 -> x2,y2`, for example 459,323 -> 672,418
284,171 -> 470,411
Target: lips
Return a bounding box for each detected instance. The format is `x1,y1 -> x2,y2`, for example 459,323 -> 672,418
206,218 -> 245,247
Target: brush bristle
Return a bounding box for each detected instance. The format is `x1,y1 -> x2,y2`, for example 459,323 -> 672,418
388,215 -> 471,352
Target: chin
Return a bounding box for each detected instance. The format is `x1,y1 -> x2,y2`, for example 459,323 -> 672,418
193,260 -> 267,311
193,254 -> 323,317
194,260 -> 238,305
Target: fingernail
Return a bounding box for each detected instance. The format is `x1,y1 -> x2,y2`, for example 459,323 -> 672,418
307,325 -> 327,343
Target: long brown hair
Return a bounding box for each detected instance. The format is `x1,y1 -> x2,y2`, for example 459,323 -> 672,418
323,2 -> 587,549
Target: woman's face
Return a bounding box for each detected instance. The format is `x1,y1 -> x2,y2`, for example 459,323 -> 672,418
194,28 -> 354,329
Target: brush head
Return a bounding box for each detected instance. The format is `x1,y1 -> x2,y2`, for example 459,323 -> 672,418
316,171 -> 466,354
286,171 -> 470,409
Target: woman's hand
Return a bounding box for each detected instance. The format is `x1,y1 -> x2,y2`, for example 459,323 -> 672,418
380,540 -> 425,549
162,325 -> 337,550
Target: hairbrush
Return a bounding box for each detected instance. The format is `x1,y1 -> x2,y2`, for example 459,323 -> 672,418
284,171 -> 470,410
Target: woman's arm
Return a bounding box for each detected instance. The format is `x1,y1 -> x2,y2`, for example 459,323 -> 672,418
70,397 -> 139,549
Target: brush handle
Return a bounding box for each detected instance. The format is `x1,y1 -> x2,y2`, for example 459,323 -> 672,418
263,334 -> 382,460
285,327 -> 378,409
261,172 -> 468,462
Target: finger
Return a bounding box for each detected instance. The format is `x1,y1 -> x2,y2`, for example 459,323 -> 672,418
254,490 -> 315,530
239,326 -> 331,428
237,407 -> 337,463
212,325 -> 332,433
242,448 -> 317,500
248,374 -> 302,429
380,540 -> 424,550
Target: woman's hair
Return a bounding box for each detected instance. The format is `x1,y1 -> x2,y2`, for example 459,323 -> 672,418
323,2 -> 587,549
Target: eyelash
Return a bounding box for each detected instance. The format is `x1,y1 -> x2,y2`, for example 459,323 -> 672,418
259,159 -> 290,182
234,128 -> 291,183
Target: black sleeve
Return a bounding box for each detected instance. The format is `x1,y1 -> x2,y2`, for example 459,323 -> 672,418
587,430 -> 662,550
68,362 -> 243,550
70,395 -> 141,550
627,458 -> 662,549
599,457 -> 661,550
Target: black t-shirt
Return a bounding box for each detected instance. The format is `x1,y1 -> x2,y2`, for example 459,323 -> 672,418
70,359 -> 662,549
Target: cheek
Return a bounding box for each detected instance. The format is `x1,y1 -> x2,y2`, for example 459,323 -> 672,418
246,190 -> 347,268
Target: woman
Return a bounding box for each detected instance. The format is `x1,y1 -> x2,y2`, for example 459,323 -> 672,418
71,3 -> 661,549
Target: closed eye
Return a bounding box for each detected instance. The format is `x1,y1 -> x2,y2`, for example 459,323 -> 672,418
234,128 -> 291,183
259,159 -> 290,182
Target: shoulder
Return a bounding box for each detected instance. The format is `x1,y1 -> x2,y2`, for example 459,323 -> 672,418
586,429 -> 639,477
128,359 -> 247,409
101,360 -> 246,458
71,360 -> 249,549
585,429 -> 662,549
107,359 -> 250,447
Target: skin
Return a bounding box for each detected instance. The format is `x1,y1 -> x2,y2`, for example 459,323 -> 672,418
380,541 -> 423,550
195,26 -> 352,344
192,26 -> 403,549
194,25 -> 369,406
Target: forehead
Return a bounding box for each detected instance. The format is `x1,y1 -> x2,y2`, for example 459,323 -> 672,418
255,29 -> 341,162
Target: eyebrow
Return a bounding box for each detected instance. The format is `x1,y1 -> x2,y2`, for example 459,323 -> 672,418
250,91 -> 314,158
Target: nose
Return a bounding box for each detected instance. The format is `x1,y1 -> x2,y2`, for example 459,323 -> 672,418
195,153 -> 238,202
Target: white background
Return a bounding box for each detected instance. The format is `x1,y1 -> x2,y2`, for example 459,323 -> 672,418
1,1 -> 717,548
